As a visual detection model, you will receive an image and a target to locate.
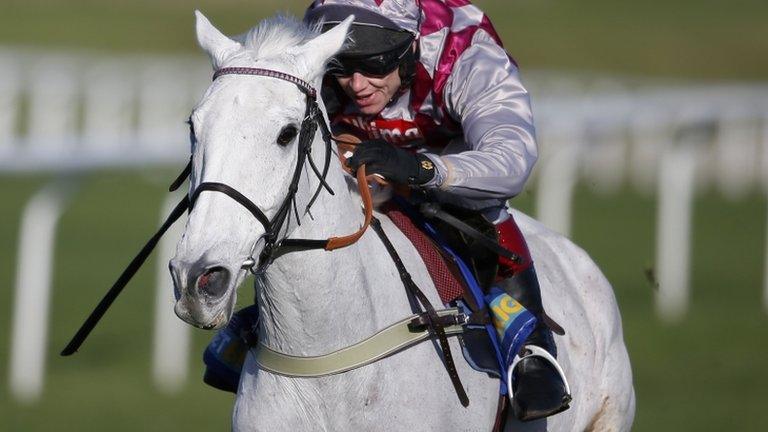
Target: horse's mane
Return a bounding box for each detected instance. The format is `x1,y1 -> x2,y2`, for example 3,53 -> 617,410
225,15 -> 321,66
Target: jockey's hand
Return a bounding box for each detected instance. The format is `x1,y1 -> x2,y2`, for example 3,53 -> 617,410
346,139 -> 436,186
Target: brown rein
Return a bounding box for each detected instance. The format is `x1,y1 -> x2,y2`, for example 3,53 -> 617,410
325,162 -> 374,250
326,131 -> 420,250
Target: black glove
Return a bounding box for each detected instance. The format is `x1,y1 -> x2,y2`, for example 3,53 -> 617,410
346,139 -> 436,186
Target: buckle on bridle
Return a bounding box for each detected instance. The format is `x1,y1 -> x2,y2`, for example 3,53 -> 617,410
242,258 -> 256,269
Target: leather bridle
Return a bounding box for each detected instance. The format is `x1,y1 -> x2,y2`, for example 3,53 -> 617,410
189,67 -> 373,272
61,66 -> 373,356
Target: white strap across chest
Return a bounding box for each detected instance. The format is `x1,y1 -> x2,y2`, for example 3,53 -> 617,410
254,308 -> 465,377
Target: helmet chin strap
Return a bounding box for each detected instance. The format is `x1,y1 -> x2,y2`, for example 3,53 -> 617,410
242,258 -> 256,270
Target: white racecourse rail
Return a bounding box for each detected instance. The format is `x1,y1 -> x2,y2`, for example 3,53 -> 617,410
2,47 -> 767,403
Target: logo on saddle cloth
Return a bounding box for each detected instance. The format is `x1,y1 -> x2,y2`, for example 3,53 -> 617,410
485,287 -> 537,365
336,114 -> 424,147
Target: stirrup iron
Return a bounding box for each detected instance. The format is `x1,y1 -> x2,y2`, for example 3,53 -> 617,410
506,345 -> 572,402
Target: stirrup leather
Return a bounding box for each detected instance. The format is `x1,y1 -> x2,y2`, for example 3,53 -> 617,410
506,345 -> 572,401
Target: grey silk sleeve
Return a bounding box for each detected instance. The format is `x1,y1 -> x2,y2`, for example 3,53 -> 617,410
424,31 -> 538,201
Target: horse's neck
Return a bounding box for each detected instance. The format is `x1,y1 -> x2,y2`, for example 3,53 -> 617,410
256,137 -> 393,356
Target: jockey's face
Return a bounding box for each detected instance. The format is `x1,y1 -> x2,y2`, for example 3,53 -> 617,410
336,69 -> 401,116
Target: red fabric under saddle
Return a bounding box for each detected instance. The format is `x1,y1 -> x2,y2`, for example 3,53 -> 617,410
383,205 -> 465,304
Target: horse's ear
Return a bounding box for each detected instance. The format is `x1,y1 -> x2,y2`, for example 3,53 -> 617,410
195,10 -> 241,69
298,16 -> 354,78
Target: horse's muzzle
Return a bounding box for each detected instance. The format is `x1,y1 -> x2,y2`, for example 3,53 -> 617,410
169,259 -> 236,329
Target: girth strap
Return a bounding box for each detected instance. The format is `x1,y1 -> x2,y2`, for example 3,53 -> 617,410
255,308 -> 466,377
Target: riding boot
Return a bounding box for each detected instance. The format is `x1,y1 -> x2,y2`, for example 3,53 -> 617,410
494,216 -> 571,422
202,304 -> 260,393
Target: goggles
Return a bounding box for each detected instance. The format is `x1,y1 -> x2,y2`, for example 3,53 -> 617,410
327,38 -> 413,78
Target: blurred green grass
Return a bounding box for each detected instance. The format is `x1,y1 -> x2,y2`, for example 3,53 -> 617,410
0,173 -> 234,432
1,174 -> 766,431
0,0 -> 766,79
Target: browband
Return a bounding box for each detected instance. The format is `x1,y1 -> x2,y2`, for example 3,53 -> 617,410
213,67 -> 317,99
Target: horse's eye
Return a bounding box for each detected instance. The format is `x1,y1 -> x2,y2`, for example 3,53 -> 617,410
277,125 -> 298,146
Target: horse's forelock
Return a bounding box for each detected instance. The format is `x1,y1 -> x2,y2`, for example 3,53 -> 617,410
231,15 -> 320,65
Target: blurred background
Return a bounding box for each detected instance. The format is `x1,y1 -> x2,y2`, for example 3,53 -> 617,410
1,0 -> 766,430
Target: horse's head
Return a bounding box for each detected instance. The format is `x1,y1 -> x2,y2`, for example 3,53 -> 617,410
169,11 -> 352,329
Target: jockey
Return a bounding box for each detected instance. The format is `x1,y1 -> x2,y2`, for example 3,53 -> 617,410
203,0 -> 571,422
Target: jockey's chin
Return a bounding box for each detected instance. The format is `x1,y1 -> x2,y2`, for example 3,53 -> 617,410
336,69 -> 401,116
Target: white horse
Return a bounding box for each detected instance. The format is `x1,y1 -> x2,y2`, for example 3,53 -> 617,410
170,11 -> 635,432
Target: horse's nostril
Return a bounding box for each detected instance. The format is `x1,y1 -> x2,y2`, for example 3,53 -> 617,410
196,266 -> 230,298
